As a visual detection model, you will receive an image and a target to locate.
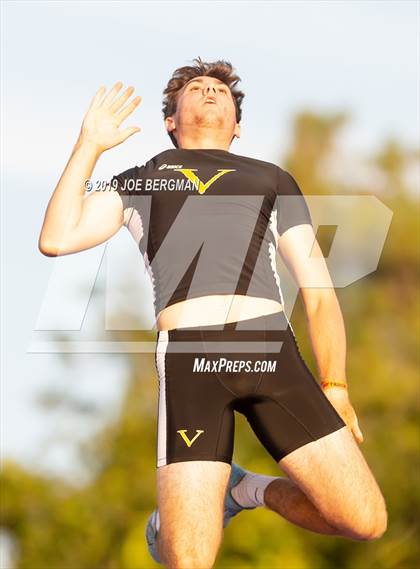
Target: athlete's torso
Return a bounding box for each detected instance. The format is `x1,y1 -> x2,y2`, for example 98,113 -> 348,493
114,148 -> 312,330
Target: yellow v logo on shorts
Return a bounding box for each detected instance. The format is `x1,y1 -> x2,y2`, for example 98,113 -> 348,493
177,429 -> 205,447
177,169 -> 236,194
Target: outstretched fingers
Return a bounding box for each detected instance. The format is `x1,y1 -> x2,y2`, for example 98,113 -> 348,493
116,96 -> 142,124
82,82 -> 142,148
110,85 -> 135,113
101,81 -> 123,107
87,85 -> 107,111
119,125 -> 141,143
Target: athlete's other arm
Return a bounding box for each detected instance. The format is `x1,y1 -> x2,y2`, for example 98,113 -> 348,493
277,224 -> 364,444
38,82 -> 141,257
277,222 -> 347,382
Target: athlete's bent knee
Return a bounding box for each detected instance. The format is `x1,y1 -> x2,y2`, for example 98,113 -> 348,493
349,519 -> 387,541
334,503 -> 388,541
364,507 -> 388,541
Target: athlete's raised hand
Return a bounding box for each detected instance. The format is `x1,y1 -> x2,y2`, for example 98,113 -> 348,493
78,82 -> 141,152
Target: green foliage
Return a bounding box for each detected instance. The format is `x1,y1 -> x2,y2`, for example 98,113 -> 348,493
1,112 -> 419,568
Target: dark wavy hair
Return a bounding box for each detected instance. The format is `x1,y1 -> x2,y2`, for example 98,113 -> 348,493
162,57 -> 245,148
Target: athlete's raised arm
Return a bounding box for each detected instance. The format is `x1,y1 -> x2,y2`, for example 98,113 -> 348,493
38,82 -> 141,257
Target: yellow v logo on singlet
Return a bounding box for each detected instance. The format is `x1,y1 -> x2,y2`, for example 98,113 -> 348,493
177,169 -> 236,194
177,429 -> 205,447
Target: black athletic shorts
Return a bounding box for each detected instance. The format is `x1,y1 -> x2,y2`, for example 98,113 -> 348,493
154,310 -> 346,467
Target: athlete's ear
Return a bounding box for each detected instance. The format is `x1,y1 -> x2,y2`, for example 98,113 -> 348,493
234,122 -> 241,139
165,116 -> 176,134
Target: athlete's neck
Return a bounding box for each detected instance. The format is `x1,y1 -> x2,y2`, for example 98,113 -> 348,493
175,130 -> 232,151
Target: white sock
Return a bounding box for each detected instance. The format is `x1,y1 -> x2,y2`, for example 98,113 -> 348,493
154,510 -> 160,532
231,471 -> 279,508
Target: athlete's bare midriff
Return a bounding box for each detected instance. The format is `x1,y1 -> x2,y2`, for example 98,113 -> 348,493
156,294 -> 283,331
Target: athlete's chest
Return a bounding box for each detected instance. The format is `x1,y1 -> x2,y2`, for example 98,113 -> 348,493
130,157 -> 277,245
142,157 -> 274,196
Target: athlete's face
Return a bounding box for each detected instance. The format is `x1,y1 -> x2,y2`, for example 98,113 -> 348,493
165,76 -> 241,147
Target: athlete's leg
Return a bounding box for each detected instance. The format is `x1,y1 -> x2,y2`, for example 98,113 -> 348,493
270,426 -> 387,540
260,472 -> 340,535
237,311 -> 387,541
156,461 -> 231,569
230,429 -> 387,540
152,323 -> 238,566
227,462 -> 339,535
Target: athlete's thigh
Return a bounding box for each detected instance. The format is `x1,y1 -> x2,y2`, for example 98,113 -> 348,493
155,329 -> 235,467
279,426 -> 386,532
241,316 -> 348,465
157,461 -> 231,554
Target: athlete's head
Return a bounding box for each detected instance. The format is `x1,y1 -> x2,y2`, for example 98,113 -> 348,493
162,57 -> 245,149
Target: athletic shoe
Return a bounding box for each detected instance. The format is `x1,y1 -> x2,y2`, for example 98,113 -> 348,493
223,462 -> 256,528
145,509 -> 161,564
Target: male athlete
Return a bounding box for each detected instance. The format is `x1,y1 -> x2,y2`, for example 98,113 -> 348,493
39,58 -> 387,568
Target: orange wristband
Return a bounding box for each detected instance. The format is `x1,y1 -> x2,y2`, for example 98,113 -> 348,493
320,380 -> 347,390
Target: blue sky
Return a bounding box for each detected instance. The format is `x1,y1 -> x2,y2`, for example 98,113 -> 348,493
2,0 -> 419,481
